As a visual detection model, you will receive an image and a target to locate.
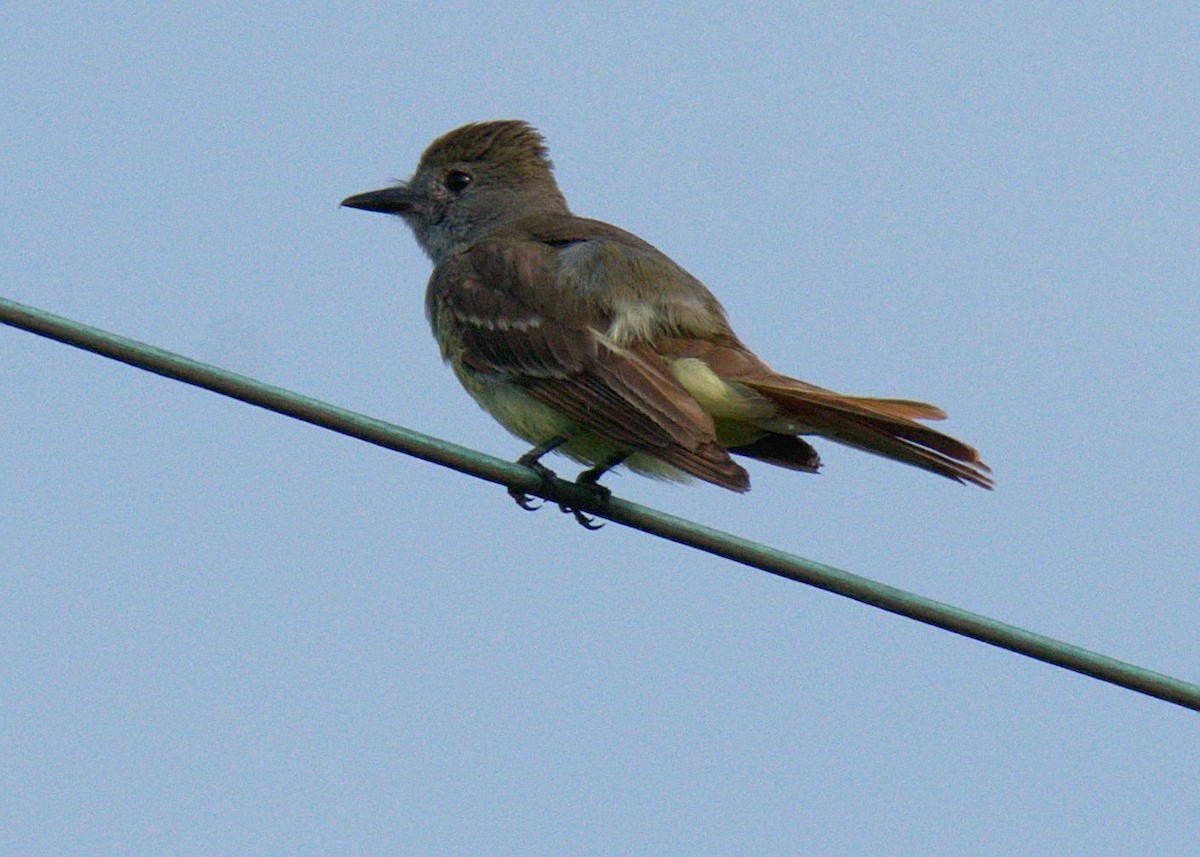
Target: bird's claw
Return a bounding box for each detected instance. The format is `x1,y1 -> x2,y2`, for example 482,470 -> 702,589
556,503 -> 605,529
507,487 -> 544,510
572,508 -> 605,530
556,473 -> 612,529
507,453 -> 613,530
509,459 -> 557,512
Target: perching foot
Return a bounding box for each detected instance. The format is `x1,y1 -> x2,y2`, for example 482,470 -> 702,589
508,458 -> 557,511
508,439 -> 569,511
557,461 -> 620,530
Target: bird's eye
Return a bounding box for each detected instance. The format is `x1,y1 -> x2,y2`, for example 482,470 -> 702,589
444,170 -> 473,193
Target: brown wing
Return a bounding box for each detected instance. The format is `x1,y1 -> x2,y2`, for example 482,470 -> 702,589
427,242 -> 749,490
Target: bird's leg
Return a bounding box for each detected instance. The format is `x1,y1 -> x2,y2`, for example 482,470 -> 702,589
575,454 -> 627,497
508,435 -> 570,510
559,453 -> 628,529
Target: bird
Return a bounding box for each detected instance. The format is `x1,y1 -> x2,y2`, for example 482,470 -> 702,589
342,120 -> 991,526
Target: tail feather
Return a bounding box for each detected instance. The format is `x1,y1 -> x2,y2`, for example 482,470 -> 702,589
654,337 -> 990,489
808,415 -> 993,488
746,380 -> 993,489
728,434 -> 822,473
802,393 -> 946,422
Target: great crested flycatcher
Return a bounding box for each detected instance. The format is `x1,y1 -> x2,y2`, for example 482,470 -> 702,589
343,121 -> 991,523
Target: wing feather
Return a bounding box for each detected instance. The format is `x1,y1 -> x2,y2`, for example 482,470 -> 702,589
427,244 -> 749,490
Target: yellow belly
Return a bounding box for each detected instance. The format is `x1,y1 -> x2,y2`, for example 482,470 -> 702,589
453,366 -> 695,482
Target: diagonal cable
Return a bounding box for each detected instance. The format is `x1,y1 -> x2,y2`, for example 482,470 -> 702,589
3,295 -> 1197,712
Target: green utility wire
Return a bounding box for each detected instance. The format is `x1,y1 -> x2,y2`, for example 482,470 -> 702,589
3,294 -> 1197,713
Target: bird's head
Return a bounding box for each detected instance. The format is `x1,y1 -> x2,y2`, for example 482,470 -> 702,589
342,120 -> 569,263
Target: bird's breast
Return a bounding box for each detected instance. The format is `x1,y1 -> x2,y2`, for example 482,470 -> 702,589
450,363 -> 575,445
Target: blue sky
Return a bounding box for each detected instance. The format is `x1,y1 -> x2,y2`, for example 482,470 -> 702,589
3,5 -> 1197,855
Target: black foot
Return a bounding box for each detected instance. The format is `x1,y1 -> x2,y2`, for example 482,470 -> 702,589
557,502 -> 604,529
509,489 -> 543,511
556,464 -> 617,530
509,457 -> 558,511
572,509 -> 605,530
576,466 -> 614,496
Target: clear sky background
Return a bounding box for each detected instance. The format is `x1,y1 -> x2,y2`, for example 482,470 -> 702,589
3,5 -> 1197,855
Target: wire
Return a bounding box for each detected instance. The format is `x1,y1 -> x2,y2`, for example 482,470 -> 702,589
3,294 -> 1197,713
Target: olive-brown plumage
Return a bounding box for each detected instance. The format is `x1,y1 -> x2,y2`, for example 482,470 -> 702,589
343,120 -> 992,499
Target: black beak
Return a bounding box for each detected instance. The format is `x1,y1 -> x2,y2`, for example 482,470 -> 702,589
340,186 -> 418,215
